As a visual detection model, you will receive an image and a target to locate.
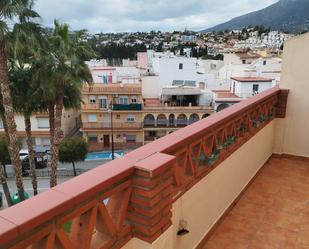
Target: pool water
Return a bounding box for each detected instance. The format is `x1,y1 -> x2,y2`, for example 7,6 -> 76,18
85,151 -> 124,161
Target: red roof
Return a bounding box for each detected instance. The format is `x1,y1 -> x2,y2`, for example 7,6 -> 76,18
231,77 -> 273,82
212,90 -> 240,99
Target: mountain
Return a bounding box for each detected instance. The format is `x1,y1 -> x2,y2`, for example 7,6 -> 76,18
203,0 -> 309,33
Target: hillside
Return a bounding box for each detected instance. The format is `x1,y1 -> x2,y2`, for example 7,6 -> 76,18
203,0 -> 309,33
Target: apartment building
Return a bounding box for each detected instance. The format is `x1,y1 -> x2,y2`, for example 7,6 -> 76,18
142,81 -> 213,142
80,83 -> 144,151
140,53 -> 215,142
0,110 -> 79,149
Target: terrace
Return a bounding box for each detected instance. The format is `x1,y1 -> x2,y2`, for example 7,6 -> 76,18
0,86 -> 290,249
0,33 -> 308,249
203,156 -> 309,249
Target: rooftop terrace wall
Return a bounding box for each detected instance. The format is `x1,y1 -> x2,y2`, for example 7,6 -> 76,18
274,32 -> 309,157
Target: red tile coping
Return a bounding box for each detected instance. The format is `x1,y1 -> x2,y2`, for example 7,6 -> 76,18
134,153 -> 176,177
0,190 -> 72,236
0,217 -> 18,245
53,156 -> 135,204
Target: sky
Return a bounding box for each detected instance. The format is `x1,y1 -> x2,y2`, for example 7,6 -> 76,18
34,0 -> 278,33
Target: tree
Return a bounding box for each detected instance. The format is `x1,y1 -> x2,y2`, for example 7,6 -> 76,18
0,0 -> 41,201
156,42 -> 163,52
34,21 -> 94,187
59,137 -> 87,176
9,64 -> 41,195
0,136 -> 13,206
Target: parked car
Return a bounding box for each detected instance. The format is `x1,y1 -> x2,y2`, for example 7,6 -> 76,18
19,149 -> 29,160
21,153 -> 48,170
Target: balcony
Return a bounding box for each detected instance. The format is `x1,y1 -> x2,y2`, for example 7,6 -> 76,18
82,103 -> 143,111
0,87 -> 290,249
82,122 -> 142,130
113,103 -> 142,111
143,102 -> 212,111
81,103 -> 101,110
82,83 -> 142,95
3,33 -> 309,249
143,115 -> 203,128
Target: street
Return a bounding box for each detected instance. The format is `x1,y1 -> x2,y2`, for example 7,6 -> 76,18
0,159 -> 110,209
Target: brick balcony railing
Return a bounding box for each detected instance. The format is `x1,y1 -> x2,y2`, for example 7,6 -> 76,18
0,87 -> 288,249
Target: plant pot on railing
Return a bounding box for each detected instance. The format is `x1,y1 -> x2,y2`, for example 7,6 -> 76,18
236,123 -> 247,134
193,148 -> 220,168
218,135 -> 236,151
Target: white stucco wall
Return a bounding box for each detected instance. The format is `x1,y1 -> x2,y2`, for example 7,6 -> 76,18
233,81 -> 275,98
153,57 -> 198,86
274,33 -> 309,157
141,76 -> 161,98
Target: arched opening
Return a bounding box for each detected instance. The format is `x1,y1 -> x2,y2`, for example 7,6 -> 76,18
157,114 -> 167,127
217,103 -> 230,112
169,114 -> 175,126
202,113 -> 211,119
177,114 -> 188,127
144,114 -> 155,127
189,113 -> 199,124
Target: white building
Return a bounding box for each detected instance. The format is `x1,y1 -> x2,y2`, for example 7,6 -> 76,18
231,77 -> 276,98
218,54 -> 282,86
90,66 -> 140,84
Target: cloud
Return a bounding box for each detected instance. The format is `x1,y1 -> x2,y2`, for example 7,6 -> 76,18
34,0 -> 278,33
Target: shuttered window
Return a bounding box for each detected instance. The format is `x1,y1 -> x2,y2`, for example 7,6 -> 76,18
88,114 -> 97,123
37,118 -> 49,128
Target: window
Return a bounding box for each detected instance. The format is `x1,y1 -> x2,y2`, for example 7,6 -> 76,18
263,60 -> 267,65
37,117 -> 49,128
42,138 -> 51,146
98,95 -> 107,109
179,63 -> 183,70
119,96 -> 129,104
127,115 -> 136,122
88,114 -> 97,122
149,131 -> 156,137
131,95 -> 137,103
242,60 -> 246,64
116,114 -> 121,119
88,135 -> 97,142
126,134 -> 136,142
89,95 -> 96,104
253,84 -> 259,93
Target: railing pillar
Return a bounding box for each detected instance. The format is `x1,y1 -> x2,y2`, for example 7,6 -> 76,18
276,89 -> 289,118
128,153 -> 176,243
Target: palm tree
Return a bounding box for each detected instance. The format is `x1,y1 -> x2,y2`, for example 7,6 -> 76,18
35,21 -> 93,187
0,136 -> 13,206
0,0 -> 40,201
9,64 -> 40,195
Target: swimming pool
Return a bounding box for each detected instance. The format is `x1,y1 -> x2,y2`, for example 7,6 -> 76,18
85,151 -> 124,161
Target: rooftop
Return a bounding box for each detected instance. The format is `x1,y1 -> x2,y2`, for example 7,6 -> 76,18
231,77 -> 273,82
212,90 -> 241,99
235,52 -> 261,59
